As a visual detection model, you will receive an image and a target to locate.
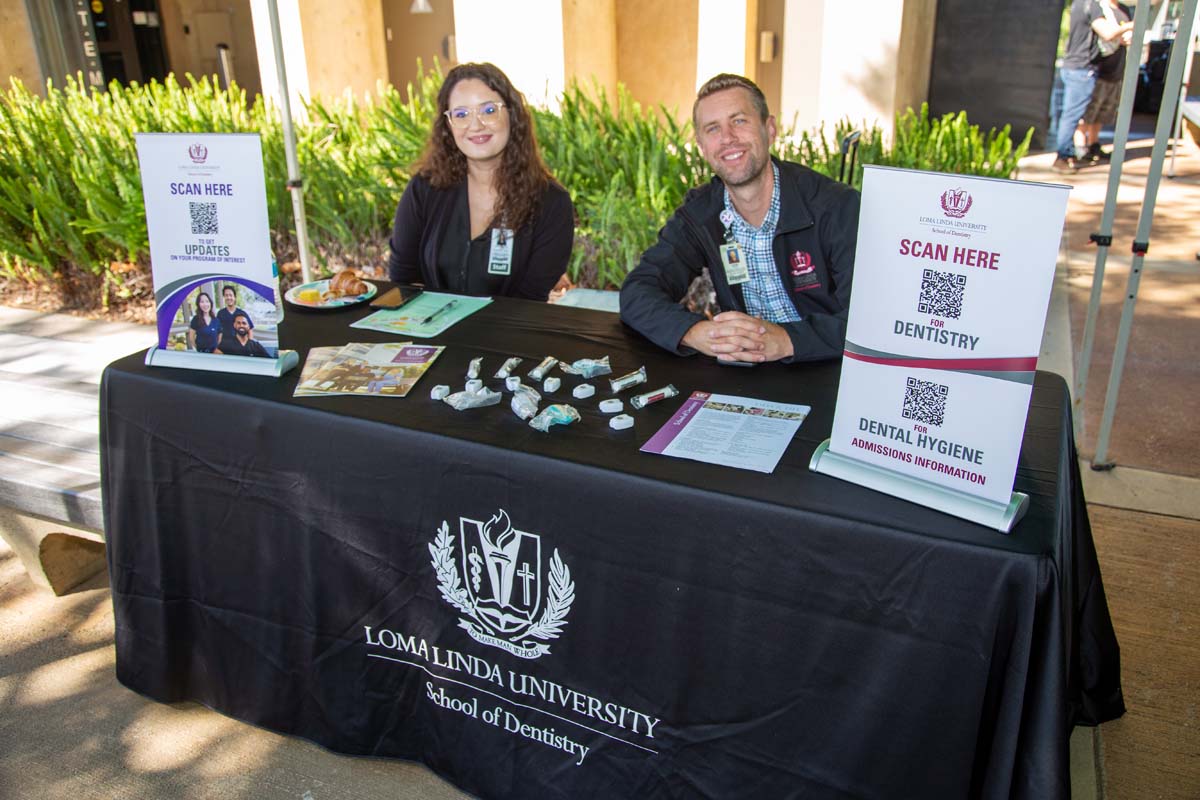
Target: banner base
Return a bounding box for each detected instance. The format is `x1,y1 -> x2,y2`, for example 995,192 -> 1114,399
144,347 -> 299,378
809,440 -> 1028,533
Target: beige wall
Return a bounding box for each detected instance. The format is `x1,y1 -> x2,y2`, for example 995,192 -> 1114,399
381,0 -> 456,93
562,0 -> 618,101
159,0 -> 263,97
895,0 -> 935,117
615,0 -> 697,119
454,0 -> 565,108
780,0 -> 932,139
297,0 -> 388,100
0,3 -> 43,93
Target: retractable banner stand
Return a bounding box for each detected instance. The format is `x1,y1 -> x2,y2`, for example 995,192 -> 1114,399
136,132 -> 297,376
810,166 -> 1069,532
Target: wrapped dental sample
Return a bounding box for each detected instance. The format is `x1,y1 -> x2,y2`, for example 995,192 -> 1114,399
630,384 -> 679,410
495,357 -> 523,379
505,376 -> 521,391
529,403 -> 580,433
510,384 -> 542,420
465,379 -> 483,393
609,366 -> 647,393
609,414 -> 634,431
560,356 -> 612,379
444,385 -> 502,410
430,384 -> 451,400
467,357 -> 482,380
543,376 -> 561,393
572,383 -> 595,399
527,356 -> 559,381
598,398 -> 623,414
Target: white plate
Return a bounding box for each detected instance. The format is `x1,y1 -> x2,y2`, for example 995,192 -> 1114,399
285,279 -> 377,309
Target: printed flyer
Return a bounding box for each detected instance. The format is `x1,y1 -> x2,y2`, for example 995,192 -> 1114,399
827,166 -> 1069,507
641,391 -> 810,473
136,133 -> 281,359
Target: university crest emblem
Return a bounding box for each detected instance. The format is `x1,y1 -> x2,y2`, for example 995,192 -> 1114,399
429,509 -> 574,659
188,143 -> 208,164
790,251 -> 814,275
940,188 -> 972,218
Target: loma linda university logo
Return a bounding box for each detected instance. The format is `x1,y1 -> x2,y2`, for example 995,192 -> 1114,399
429,509 -> 574,659
940,188 -> 972,218
187,143 -> 208,164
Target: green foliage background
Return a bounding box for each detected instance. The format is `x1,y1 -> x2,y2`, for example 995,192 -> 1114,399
0,67 -> 1032,294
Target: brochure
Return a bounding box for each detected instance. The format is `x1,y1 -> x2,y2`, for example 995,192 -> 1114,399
351,291 -> 491,338
294,342 -> 442,397
640,391 -> 810,473
293,345 -> 354,396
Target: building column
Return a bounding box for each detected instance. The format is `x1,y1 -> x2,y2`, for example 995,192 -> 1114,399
779,0 -> 933,138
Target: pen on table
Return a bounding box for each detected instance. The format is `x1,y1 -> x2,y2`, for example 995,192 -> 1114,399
421,299 -> 459,325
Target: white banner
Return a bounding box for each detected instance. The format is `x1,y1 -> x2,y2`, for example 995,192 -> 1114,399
136,133 -> 280,357
828,166 -> 1069,506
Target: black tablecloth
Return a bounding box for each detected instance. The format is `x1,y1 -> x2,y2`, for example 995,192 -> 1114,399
101,293 -> 1123,799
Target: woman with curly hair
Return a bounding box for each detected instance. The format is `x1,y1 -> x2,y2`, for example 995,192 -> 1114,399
386,63 -> 575,300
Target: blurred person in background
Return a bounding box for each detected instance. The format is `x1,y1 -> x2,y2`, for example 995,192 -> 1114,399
1079,0 -> 1135,165
1055,0 -> 1135,172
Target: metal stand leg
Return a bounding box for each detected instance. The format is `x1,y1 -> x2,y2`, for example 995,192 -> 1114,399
1074,2 -> 1153,415
266,0 -> 313,285
1092,0 -> 1198,469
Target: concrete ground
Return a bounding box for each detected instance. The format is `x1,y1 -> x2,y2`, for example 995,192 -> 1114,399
1,130 -> 1197,799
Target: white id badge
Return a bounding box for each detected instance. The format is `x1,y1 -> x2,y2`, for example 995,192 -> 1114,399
488,228 -> 515,275
720,243 -> 749,285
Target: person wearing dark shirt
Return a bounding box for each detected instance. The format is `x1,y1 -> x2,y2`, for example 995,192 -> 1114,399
216,284 -> 254,347
620,74 -> 859,363
386,63 -> 575,301
215,311 -> 270,357
1054,0 -> 1135,172
1080,1 -> 1134,164
187,290 -> 221,353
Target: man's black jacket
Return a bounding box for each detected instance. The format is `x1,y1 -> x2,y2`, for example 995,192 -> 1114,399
619,158 -> 860,362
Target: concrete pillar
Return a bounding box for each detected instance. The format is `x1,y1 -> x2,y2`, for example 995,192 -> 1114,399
780,0 -> 933,138
296,0 -> 388,101
453,0 -> 566,109
695,0 -> 748,93
562,0 -> 618,102
248,0 -> 311,112
615,0 -> 698,118
0,2 -> 44,93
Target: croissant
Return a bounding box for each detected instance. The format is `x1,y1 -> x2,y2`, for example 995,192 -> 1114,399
324,269 -> 368,299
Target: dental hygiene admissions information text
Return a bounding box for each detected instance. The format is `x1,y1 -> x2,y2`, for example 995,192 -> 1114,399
828,166 -> 1069,506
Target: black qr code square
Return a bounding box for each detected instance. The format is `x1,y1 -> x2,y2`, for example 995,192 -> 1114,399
189,202 -> 218,235
917,268 -> 966,319
901,377 -> 949,427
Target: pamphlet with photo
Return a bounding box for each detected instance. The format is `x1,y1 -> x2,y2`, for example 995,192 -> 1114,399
294,342 -> 444,397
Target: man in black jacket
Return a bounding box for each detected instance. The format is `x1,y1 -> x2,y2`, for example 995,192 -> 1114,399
620,74 -> 860,363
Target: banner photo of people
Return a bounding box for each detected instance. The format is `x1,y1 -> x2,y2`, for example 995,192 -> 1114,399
136,132 -> 281,360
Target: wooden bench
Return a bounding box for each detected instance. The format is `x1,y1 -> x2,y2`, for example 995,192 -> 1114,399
0,358 -> 106,595
1182,98 -> 1200,144
0,308 -> 153,593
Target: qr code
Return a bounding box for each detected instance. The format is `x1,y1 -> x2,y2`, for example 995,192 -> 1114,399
917,268 -> 966,319
902,377 -> 949,427
189,202 -> 218,235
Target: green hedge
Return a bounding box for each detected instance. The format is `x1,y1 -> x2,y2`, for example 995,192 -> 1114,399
0,68 -> 1031,292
